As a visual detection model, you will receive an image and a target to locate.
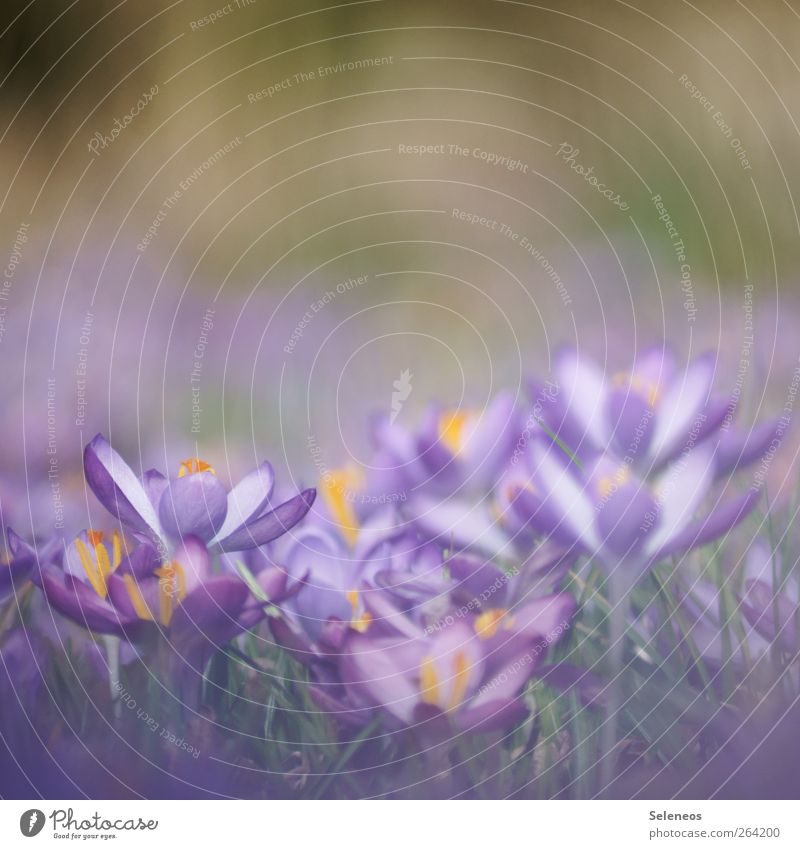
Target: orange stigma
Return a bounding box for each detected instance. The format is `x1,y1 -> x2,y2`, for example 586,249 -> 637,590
178,458 -> 216,477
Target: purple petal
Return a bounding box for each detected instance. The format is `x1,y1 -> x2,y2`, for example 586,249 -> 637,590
716,418 -> 783,478
84,434 -> 164,539
462,391 -> 519,480
596,482 -> 659,557
211,462 -> 275,544
41,569 -> 137,637
740,579 -> 798,650
530,442 -> 600,551
172,535 -> 213,592
650,353 -> 715,465
142,469 -> 168,512
158,472 -> 228,543
214,489 -> 316,552
116,542 -> 161,579
554,348 -> 608,450
645,444 -> 715,558
537,663 -> 606,706
170,576 -> 250,645
338,633 -> 424,724
652,489 -> 760,563
404,494 -> 513,559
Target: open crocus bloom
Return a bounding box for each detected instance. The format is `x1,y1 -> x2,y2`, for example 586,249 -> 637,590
535,346 -> 777,474
38,529 -> 155,637
512,441 -> 760,588
365,393 -> 526,560
268,506 -> 411,656
335,591 -> 576,733
371,391 -> 520,497
83,434 -> 315,554
38,527 -> 286,670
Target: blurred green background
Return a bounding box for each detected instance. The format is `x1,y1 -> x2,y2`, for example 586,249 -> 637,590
2,0 -> 798,499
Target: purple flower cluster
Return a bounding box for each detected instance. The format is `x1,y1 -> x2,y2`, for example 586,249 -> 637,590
1,345 -> 792,797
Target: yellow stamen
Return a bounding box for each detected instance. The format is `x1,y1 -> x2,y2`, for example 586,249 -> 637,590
178,458 -> 216,477
75,538 -> 106,598
475,608 -> 509,640
73,530 -> 127,599
612,372 -> 660,408
448,650 -> 471,711
345,588 -> 372,633
320,468 -> 362,547
438,411 -> 469,455
597,465 -> 631,500
420,656 -> 441,706
95,540 -> 112,579
111,531 -> 122,570
154,561 -> 188,627
122,574 -> 154,621
351,612 -> 373,633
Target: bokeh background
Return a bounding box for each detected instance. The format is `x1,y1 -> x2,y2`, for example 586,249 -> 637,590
2,0 -> 799,536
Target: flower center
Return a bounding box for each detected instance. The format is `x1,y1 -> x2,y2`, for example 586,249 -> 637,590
178,458 -> 216,477
420,650 -> 471,712
73,530 -> 124,599
122,560 -> 187,627
596,464 -> 631,500
438,410 -> 471,455
474,608 -> 512,640
346,588 -> 373,633
612,372 -> 660,408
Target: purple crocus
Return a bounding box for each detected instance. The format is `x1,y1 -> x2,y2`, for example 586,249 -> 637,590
739,541 -> 799,655
371,391 -> 520,498
367,393 -> 525,558
37,529 -> 148,638
511,440 -> 759,590
83,434 -> 316,555
535,346 -> 778,474
332,591 -> 577,733
33,525 -> 290,680
267,507 -> 410,657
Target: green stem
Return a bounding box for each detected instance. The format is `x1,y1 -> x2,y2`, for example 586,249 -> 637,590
600,566 -> 627,794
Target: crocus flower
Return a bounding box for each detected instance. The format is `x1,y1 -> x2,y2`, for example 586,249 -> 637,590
83,434 -> 316,555
267,507 -> 410,657
512,441 -> 760,591
37,529 -> 149,638
30,525 -> 290,682
739,541 -> 799,654
366,393 -> 526,558
332,590 -> 577,733
534,346 -> 778,474
372,391 -> 519,495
